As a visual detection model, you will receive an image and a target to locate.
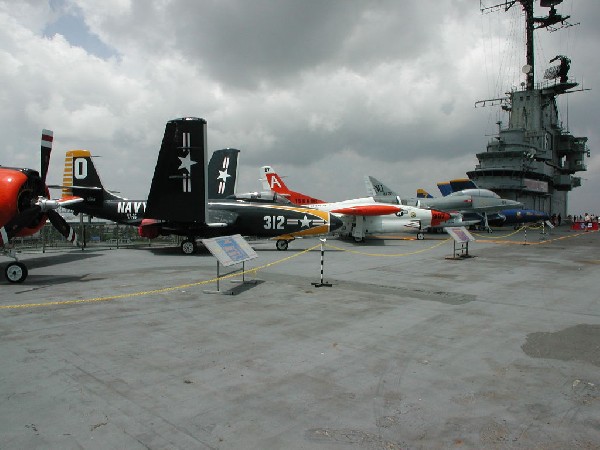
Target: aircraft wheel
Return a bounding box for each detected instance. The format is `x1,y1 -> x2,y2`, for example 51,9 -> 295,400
487,228 -> 493,234
416,233 -> 425,240
5,262 -> 28,283
354,236 -> 365,243
276,239 -> 289,251
181,239 -> 197,255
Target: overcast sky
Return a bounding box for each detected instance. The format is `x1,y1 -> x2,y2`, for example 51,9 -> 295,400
1,0 -> 598,214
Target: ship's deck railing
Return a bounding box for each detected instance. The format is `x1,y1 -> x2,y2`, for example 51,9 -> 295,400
509,77 -> 580,93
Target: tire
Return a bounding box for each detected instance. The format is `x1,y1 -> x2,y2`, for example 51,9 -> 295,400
5,262 -> 28,283
354,236 -> 365,243
181,239 -> 197,255
276,240 -> 289,251
416,233 -> 424,240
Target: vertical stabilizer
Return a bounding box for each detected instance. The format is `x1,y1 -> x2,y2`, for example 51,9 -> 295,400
208,148 -> 240,199
437,182 -> 452,196
62,150 -> 111,204
365,176 -> 397,198
449,179 -> 477,192
416,189 -> 434,198
261,166 -> 290,193
261,165 -> 325,204
145,117 -> 208,223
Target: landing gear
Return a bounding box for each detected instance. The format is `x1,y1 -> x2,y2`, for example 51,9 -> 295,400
416,232 -> 425,240
276,239 -> 289,251
181,239 -> 197,255
354,236 -> 365,243
5,262 -> 27,283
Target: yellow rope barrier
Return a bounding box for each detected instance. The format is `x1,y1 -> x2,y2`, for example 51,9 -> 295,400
0,244 -> 322,310
3,228 -> 596,310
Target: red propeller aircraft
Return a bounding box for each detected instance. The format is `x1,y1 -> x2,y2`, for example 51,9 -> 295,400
1,130 -> 82,283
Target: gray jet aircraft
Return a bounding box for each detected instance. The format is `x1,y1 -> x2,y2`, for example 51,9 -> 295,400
365,176 -> 523,232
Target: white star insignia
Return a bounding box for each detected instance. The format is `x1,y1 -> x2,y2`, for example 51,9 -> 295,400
178,152 -> 197,173
300,215 -> 312,228
217,169 -> 231,182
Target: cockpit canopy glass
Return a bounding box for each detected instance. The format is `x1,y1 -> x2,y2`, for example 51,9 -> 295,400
448,189 -> 500,199
227,191 -> 293,204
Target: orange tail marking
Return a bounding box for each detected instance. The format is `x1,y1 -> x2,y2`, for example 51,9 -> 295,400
62,150 -> 91,198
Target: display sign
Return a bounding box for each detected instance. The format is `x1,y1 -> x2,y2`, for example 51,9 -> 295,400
201,234 -> 258,267
445,227 -> 475,243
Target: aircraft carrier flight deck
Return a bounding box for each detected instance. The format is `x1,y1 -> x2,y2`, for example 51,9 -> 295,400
1,226 -> 599,449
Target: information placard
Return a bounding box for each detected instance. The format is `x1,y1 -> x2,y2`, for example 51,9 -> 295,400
445,227 -> 475,243
201,234 -> 258,267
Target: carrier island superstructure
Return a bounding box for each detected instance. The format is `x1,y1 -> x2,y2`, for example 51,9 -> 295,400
467,0 -> 589,217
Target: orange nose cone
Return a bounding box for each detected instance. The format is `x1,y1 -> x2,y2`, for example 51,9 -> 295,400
431,210 -> 452,226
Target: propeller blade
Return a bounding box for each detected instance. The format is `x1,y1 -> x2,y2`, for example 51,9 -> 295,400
40,129 -> 53,183
47,210 -> 78,245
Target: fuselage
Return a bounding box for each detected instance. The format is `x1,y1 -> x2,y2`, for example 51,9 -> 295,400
136,199 -> 341,240
414,189 -> 523,214
303,197 -> 452,235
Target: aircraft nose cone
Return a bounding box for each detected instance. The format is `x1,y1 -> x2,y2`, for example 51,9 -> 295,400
329,213 -> 343,231
431,209 -> 452,226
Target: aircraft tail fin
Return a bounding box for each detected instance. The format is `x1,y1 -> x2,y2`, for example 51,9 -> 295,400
449,178 -> 477,192
437,178 -> 477,196
261,166 -> 291,194
208,148 -> 240,199
365,176 -> 397,199
145,117 -> 208,223
416,188 -> 434,198
437,182 -> 452,196
261,165 -> 326,204
62,149 -> 120,205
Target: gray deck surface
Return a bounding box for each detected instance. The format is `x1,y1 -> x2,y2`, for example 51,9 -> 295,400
1,226 -> 599,449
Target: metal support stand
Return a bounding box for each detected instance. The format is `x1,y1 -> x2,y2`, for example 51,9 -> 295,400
451,240 -> 471,259
204,261 -> 233,295
230,261 -> 258,285
202,234 -> 259,295
444,227 -> 476,260
312,239 -> 332,287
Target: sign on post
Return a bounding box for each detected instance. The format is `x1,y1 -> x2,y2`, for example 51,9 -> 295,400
445,227 -> 475,259
202,234 -> 257,267
201,235 -> 258,294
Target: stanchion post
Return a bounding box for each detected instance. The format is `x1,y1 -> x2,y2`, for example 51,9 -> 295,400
312,239 -> 332,287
